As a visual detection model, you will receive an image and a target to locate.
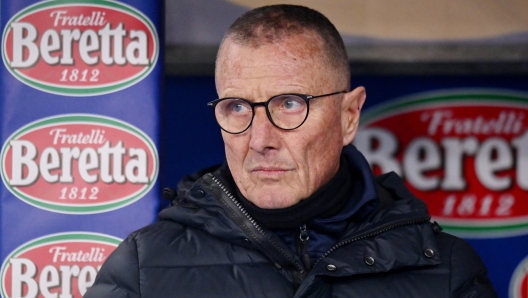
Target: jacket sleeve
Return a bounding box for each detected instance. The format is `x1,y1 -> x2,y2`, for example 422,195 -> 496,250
446,235 -> 498,298
83,234 -> 141,298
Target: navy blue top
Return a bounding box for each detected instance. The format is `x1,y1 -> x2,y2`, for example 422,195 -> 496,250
273,145 -> 379,261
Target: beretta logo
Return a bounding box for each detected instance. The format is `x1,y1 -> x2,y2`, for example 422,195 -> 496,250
1,0 -> 158,96
0,232 -> 121,298
510,255 -> 528,298
0,114 -> 158,214
354,89 -> 528,237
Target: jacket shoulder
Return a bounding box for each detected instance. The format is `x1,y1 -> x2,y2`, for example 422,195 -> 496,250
433,232 -> 498,297
84,221 -> 186,298
83,231 -> 141,297
375,172 -> 497,297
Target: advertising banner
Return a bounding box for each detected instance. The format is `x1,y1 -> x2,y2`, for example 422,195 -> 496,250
355,90 -> 528,238
510,255 -> 528,298
354,87 -> 528,298
1,0 -> 162,296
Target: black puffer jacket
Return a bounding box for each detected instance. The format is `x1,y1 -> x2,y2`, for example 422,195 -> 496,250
84,169 -> 497,298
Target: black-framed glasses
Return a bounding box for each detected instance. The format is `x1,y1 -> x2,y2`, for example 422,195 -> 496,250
207,91 -> 347,134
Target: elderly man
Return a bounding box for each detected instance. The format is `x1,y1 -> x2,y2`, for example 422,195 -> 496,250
85,5 -> 496,297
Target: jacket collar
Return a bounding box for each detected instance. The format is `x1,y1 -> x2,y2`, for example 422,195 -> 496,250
158,150 -> 442,277
308,172 -> 441,279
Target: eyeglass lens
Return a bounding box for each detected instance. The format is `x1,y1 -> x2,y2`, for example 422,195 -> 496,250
214,94 -> 309,133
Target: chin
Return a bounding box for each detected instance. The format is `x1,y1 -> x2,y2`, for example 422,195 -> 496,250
251,192 -> 301,209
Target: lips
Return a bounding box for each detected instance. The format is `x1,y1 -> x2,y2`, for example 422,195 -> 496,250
251,167 -> 293,179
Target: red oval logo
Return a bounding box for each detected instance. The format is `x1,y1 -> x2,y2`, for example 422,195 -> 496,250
1,0 -> 158,96
1,114 -> 159,214
355,90 -> 528,237
1,232 -> 121,298
510,255 -> 528,298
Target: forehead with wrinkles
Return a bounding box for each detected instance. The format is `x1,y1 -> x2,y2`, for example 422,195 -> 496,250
215,34 -> 337,97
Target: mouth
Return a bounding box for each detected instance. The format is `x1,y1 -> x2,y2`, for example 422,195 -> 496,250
251,167 -> 292,178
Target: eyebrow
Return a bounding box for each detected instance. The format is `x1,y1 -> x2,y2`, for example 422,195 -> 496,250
220,91 -> 309,101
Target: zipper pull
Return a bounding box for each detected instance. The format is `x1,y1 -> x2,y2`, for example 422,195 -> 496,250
299,224 -> 309,243
298,224 -> 312,270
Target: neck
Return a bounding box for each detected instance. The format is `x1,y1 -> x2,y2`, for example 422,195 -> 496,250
236,156 -> 352,229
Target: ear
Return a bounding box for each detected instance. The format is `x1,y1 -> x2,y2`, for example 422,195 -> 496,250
341,86 -> 366,146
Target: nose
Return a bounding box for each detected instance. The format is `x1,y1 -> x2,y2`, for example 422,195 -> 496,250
249,106 -> 280,153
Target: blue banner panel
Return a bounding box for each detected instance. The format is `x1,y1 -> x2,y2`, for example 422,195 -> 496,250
1,0 -> 162,296
163,74 -> 528,298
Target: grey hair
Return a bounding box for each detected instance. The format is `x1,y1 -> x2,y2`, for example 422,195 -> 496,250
218,4 -> 350,84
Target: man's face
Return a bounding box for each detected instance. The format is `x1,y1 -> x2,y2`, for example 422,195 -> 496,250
215,34 -> 355,209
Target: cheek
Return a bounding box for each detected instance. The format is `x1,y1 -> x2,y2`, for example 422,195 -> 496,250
299,110 -> 343,178
222,132 -> 247,153
305,109 -> 343,149
222,133 -> 249,175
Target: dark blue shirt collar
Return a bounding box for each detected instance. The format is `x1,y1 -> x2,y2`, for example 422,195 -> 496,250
274,144 -> 379,260
314,144 -> 379,224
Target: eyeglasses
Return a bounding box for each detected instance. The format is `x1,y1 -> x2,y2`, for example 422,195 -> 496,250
207,91 -> 347,134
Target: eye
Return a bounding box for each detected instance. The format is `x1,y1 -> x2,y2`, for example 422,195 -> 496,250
274,95 -> 305,112
283,98 -> 302,110
232,103 -> 245,113
227,100 -> 250,114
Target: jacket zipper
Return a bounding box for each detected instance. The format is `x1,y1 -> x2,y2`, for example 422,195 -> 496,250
210,175 -> 306,274
298,224 -> 312,270
210,174 -> 430,286
313,216 -> 430,267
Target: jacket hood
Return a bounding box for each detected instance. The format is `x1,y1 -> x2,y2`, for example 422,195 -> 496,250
159,163 -> 252,246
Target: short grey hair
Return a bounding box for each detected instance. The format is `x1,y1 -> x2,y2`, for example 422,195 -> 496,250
219,4 -> 350,84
